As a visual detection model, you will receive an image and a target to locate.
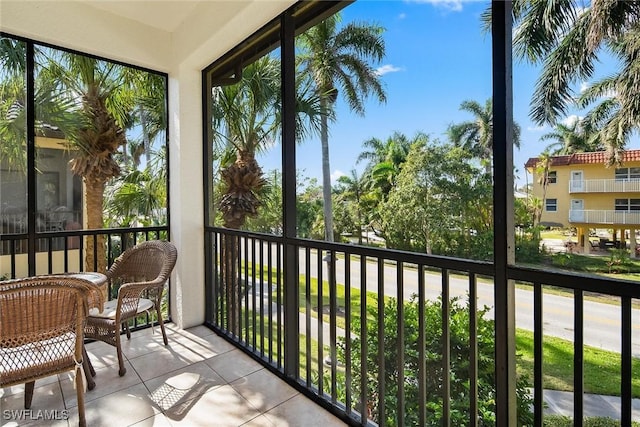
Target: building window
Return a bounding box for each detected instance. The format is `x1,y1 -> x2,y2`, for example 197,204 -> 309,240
547,171 -> 557,184
545,198 -> 557,212
614,167 -> 640,181
615,198 -> 640,211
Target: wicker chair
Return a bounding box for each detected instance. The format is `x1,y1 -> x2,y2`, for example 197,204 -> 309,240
84,240 -> 177,376
0,276 -> 95,427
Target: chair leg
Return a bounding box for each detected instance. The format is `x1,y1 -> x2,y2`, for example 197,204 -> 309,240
75,367 -> 86,427
124,323 -> 131,340
156,305 -> 168,346
83,346 -> 96,390
24,381 -> 35,409
114,330 -> 127,376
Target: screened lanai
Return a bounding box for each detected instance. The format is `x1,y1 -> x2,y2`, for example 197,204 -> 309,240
1,1 -> 639,426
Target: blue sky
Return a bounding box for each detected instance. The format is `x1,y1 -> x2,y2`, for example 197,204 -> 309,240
258,0 -> 634,188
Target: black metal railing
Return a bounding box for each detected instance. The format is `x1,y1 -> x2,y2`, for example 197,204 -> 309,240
0,225 -> 171,331
205,226 -> 639,427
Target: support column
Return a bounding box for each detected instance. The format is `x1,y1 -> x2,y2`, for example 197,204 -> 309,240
492,2 -> 517,425
631,228 -> 637,258
582,227 -> 590,254
168,67 -> 206,329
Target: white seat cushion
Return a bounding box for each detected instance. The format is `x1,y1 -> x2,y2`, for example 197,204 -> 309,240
88,299 -> 118,319
136,298 -> 154,314
88,298 -> 155,319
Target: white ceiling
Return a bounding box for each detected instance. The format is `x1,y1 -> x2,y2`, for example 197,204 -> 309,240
82,0 -> 202,32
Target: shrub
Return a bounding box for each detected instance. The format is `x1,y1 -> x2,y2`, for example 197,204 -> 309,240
515,233 -> 545,263
337,295 -> 533,426
543,415 -> 640,427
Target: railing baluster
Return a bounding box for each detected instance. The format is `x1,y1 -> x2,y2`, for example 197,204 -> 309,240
268,240 -> 273,363
305,246 -> 312,387
418,264 -> 426,427
317,248 -> 324,396
47,237 -> 53,274
252,238 -> 257,351
213,231 -> 220,327
397,261 -> 404,427
244,236 -> 250,345
329,250 -> 337,402
345,250 -> 352,415
377,257 -> 385,426
360,254 -> 368,426
574,290 -> 584,427
469,272 -> 478,427
442,268 -> 450,427
534,282 -> 543,427
259,238 -> 265,357
621,296 -> 632,426
276,241 -> 282,370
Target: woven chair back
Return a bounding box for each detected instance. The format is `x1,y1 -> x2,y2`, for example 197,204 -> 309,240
0,276 -> 93,386
109,240 -> 176,286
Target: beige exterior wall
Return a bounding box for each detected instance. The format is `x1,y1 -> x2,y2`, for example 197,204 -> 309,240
0,250 -> 81,278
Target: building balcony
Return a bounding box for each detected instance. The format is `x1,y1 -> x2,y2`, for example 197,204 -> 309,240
569,179 -> 640,193
569,209 -> 640,225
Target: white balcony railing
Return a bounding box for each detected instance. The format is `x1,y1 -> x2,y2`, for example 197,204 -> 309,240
568,209 -> 640,224
569,179 -> 640,193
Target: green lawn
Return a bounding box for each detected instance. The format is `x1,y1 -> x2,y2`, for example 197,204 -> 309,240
516,328 -> 640,398
238,259 -> 639,398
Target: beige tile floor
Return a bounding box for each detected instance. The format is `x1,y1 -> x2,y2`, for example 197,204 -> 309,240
1,325 -> 347,427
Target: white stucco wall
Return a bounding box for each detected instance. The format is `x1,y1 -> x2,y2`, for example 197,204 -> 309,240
0,0 -> 294,328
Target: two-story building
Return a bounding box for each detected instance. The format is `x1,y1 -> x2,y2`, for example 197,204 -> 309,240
526,150 -> 640,256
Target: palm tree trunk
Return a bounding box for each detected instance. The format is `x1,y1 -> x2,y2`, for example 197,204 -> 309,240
139,105 -> 152,165
320,98 -> 334,242
83,177 -> 107,274
219,151 -> 264,336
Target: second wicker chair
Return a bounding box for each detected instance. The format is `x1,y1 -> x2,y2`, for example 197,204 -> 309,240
84,240 -> 177,376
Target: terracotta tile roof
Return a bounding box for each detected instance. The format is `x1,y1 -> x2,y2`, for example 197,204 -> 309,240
524,150 -> 640,168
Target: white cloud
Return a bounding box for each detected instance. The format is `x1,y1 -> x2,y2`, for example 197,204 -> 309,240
331,170 -> 346,183
580,81 -> 590,93
408,0 -> 464,12
562,115 -> 582,127
398,12 -> 407,20
375,64 -> 403,76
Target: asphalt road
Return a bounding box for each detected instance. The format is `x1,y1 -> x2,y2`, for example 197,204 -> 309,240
294,248 -> 640,357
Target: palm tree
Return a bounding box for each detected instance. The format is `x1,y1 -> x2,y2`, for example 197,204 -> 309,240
512,0 -> 640,161
212,56 -> 282,229
335,169 -> 368,244
211,55 -> 322,333
297,14 -> 387,242
540,118 -> 602,155
534,151 -> 552,228
42,51 -> 135,272
357,131 -> 419,199
447,98 -> 521,174
0,40 -> 85,174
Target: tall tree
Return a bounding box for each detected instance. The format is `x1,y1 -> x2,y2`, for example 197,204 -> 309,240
357,131 -> 416,198
540,118 -> 602,155
42,52 -> 135,272
297,14 -> 387,242
211,55 -> 322,334
212,57 -> 280,229
534,151 -> 552,228
447,98 -> 521,174
212,56 -> 322,230
335,169 -> 369,245
512,0 -> 640,162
